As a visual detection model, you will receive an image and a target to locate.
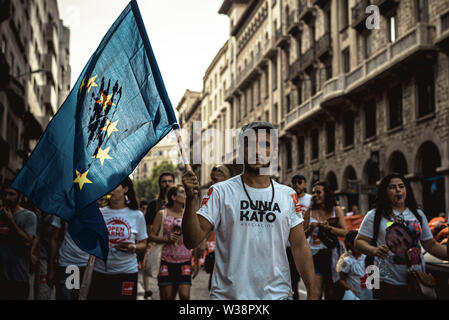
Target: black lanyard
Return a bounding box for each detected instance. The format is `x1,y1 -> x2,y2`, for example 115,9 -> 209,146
240,175 -> 275,212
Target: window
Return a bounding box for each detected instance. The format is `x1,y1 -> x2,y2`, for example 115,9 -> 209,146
417,68 -> 435,118
365,100 -> 377,138
343,111 -> 354,147
264,68 -> 269,98
1,37 -> 6,54
273,103 -> 278,124
326,121 -> 335,154
249,86 -> 254,111
388,15 -> 397,43
416,0 -> 428,22
257,78 -> 261,105
311,68 -> 317,96
285,94 -> 291,114
363,32 -> 372,59
298,136 -> 305,165
341,0 -> 349,30
388,84 -> 403,129
244,89 -> 248,116
286,141 -> 292,170
7,115 -> 18,152
265,111 -> 269,122
342,48 -> 350,73
272,59 -> 278,90
311,129 -> 319,160
296,82 -> 302,105
325,57 -> 332,80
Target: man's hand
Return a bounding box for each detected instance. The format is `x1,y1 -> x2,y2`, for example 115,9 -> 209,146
116,242 -> 136,253
2,207 -> 14,222
182,170 -> 199,197
319,220 -> 331,230
373,245 -> 390,259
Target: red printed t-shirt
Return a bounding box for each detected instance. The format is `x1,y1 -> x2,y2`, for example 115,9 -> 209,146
94,207 -> 148,274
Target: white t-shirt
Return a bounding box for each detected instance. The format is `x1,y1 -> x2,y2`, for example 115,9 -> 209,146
358,208 -> 433,286
287,193 -> 312,247
52,217 -> 89,267
197,175 -> 303,300
94,207 -> 148,274
340,254 -> 372,300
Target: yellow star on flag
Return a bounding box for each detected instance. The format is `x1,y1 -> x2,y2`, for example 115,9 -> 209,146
74,170 -> 93,190
80,75 -> 99,93
96,91 -> 115,111
100,119 -> 119,137
93,146 -> 113,166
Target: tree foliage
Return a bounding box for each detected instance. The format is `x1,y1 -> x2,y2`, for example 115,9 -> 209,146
134,160 -> 175,201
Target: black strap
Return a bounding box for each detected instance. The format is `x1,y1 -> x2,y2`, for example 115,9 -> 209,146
240,175 -> 275,212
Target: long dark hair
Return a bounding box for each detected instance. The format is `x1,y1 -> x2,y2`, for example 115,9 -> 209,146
367,173 -> 422,263
120,177 -> 139,210
166,185 -> 184,208
311,181 -> 335,213
374,173 -> 422,223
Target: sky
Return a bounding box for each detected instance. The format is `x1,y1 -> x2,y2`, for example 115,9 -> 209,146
57,0 -> 229,108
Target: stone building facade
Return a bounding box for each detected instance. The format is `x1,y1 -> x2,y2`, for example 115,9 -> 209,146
0,0 -> 71,184
180,0 -> 449,220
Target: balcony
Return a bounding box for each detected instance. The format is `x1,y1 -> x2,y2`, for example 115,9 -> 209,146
300,46 -> 315,71
321,23 -> 436,106
298,0 -> 316,22
9,18 -> 25,53
286,10 -> 301,35
283,91 -> 323,132
44,53 -> 58,86
275,27 -> 290,48
0,0 -> 11,23
42,84 -> 58,115
371,0 -> 399,15
435,10 -> 449,53
6,77 -> 26,117
312,0 -> 329,9
45,23 -> 59,56
23,111 -> 43,140
351,0 -> 370,32
315,32 -> 331,59
288,58 -> 301,81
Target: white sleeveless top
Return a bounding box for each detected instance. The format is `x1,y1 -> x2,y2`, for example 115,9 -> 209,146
308,208 -> 336,254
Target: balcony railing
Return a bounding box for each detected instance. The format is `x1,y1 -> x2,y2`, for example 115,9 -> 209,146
315,32 -> 331,59
300,46 -> 315,71
45,23 -> 59,56
284,91 -> 323,131
43,84 -> 58,115
321,23 -> 435,106
44,53 -> 58,86
298,0 -> 315,21
286,10 -> 300,35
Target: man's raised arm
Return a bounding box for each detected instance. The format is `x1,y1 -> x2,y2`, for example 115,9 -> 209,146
182,169 -> 212,249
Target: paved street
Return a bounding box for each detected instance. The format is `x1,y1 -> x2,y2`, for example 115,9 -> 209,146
137,267 -> 212,300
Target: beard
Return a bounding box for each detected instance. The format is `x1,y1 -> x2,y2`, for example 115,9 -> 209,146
3,198 -> 18,209
244,161 -> 271,176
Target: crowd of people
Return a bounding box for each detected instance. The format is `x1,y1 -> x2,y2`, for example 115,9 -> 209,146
0,121 -> 448,300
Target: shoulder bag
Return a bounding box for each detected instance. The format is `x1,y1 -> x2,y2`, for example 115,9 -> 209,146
143,209 -> 167,278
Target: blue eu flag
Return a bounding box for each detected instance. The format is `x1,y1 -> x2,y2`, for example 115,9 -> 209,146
11,0 -> 178,261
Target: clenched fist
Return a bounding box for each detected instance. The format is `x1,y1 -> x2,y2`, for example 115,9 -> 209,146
182,170 -> 200,197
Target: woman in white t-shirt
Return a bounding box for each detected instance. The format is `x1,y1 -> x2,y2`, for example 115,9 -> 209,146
88,177 -> 148,300
355,173 -> 447,300
304,181 -> 347,300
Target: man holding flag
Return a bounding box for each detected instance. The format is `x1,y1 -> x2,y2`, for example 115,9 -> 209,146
11,0 -> 179,292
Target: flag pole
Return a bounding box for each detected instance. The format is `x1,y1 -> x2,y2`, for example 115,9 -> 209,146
78,127 -> 195,301
78,255 -> 96,300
